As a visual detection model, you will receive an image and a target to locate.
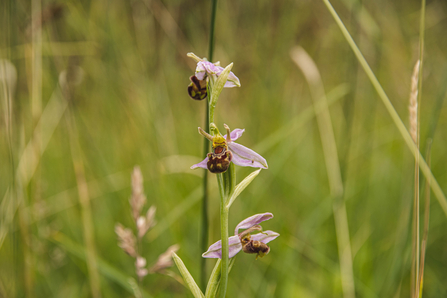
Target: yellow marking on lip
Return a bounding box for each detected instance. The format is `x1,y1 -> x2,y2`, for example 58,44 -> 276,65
212,135 -> 227,148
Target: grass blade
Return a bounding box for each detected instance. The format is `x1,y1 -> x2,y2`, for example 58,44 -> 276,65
321,0 -> 447,217
172,252 -> 204,298
226,169 -> 262,209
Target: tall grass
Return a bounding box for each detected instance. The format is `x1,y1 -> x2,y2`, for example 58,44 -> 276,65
1,0 -> 447,297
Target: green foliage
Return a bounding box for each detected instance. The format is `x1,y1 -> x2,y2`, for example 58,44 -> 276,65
1,0 -> 447,297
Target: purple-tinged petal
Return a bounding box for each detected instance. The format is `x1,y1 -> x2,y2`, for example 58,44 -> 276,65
195,61 -> 240,88
223,129 -> 245,142
195,62 -> 207,80
234,213 -> 273,235
224,71 -> 241,88
202,235 -> 242,259
190,156 -> 208,170
228,142 -> 268,169
251,230 -> 280,244
197,61 -> 222,77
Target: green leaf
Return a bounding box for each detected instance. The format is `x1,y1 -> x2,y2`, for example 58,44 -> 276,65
226,169 -> 262,208
209,63 -> 233,116
205,258 -> 236,298
172,252 -> 204,298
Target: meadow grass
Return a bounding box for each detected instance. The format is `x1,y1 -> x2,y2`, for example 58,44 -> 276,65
1,0 -> 447,297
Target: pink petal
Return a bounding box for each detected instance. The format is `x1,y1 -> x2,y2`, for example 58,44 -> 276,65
223,129 -> 245,142
190,157 -> 209,170
251,230 -> 280,244
224,71 -> 241,88
202,235 -> 242,259
234,213 -> 273,235
228,142 -> 268,169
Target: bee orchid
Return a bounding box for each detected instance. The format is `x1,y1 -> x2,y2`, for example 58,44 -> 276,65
202,213 -> 279,259
187,52 -> 241,88
191,123 -> 268,173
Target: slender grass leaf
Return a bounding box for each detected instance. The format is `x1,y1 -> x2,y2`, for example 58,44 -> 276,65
172,253 -> 204,298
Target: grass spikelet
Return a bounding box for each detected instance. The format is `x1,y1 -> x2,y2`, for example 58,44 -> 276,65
130,166 -> 147,223
409,60 -> 420,144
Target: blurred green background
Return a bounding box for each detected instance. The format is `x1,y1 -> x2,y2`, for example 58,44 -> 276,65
1,0 -> 447,297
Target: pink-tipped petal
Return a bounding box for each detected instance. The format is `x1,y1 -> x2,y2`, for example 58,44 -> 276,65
200,61 -> 222,76
224,71 -> 241,88
195,62 -> 207,80
234,213 -> 273,235
190,157 -> 209,170
251,230 -> 280,244
202,235 -> 242,259
223,129 -> 245,142
194,61 -> 240,88
228,142 -> 268,169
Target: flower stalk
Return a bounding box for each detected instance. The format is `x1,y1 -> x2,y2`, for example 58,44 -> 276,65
185,52 -> 272,298
200,83 -> 210,291
218,174 -> 229,298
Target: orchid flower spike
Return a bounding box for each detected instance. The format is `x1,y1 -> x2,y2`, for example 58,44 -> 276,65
191,123 -> 268,173
202,213 -> 279,259
187,52 -> 240,100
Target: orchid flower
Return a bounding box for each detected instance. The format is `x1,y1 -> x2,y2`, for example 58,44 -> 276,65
187,52 -> 240,100
202,213 -> 279,259
190,123 -> 268,173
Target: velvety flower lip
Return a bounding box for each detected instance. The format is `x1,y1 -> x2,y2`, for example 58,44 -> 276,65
187,52 -> 241,88
202,212 -> 279,259
190,124 -> 268,171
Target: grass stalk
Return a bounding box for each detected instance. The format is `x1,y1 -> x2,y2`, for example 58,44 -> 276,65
31,0 -> 42,123
409,60 -> 420,298
321,0 -> 447,217
67,115 -> 102,298
415,2 -> 425,295
418,140 -> 431,297
63,73 -> 102,298
208,0 -> 218,62
291,46 -> 355,298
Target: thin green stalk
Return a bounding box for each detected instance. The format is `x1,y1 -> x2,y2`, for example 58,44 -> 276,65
205,257 -> 236,298
218,172 -> 229,298
418,0 -> 425,108
200,0 -> 218,289
200,96 -> 210,291
66,113 -> 102,298
322,0 -> 447,217
415,1 -> 425,296
418,140 -> 431,297
208,0 -> 218,62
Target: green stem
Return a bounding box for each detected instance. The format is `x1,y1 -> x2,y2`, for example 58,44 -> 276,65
200,97 -> 210,291
208,0 -> 218,61
201,0 -> 218,289
217,173 -> 229,298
